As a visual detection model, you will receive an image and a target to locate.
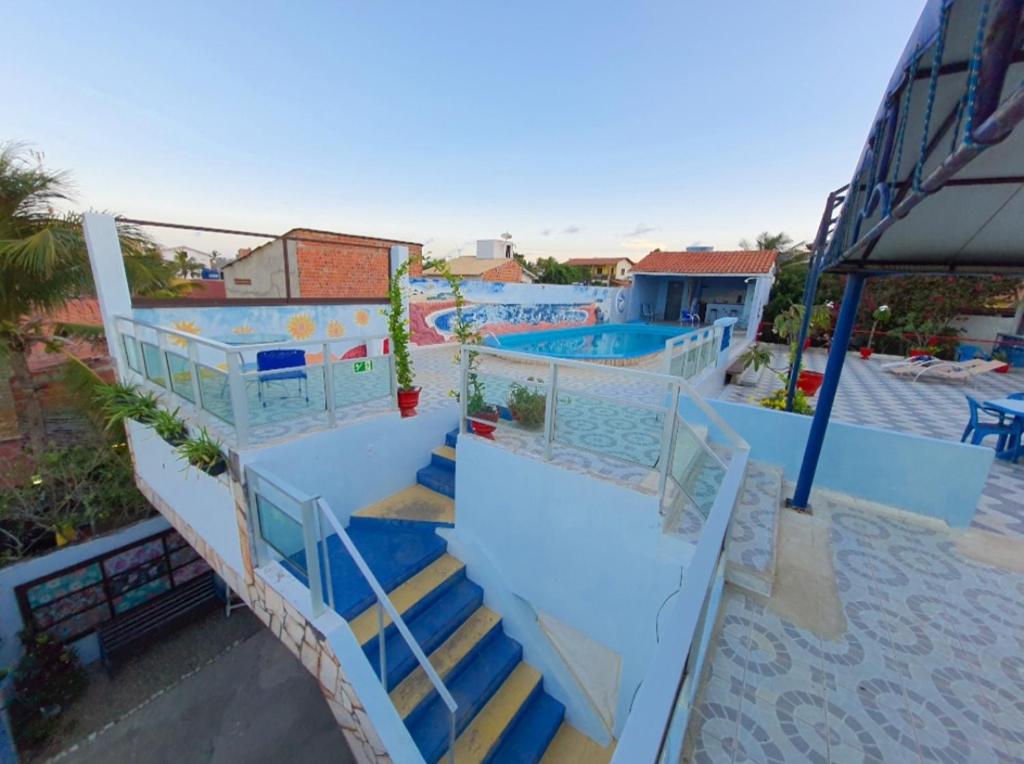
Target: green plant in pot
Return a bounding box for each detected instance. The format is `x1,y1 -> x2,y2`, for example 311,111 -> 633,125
150,407 -> 189,446
177,428 -> 227,476
385,257 -> 419,417
465,374 -> 498,438
94,382 -> 159,431
507,382 -> 546,430
860,304 -> 890,359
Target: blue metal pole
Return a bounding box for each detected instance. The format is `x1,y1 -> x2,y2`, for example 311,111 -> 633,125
790,273 -> 866,510
784,252 -> 821,411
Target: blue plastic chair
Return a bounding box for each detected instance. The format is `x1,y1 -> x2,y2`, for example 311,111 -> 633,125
1009,392 -> 1024,401
256,349 -> 308,407
680,310 -> 699,326
956,344 -> 987,362
962,395 -> 1022,461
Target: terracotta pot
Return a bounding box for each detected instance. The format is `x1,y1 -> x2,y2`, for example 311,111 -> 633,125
859,347 -> 873,359
397,387 -> 421,418
803,338 -> 812,350
909,348 -> 931,358
994,363 -> 1010,374
469,409 -> 499,439
796,370 -> 825,396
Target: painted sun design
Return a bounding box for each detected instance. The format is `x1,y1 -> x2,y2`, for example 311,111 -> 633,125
327,320 -> 345,338
354,309 -> 371,327
233,325 -> 254,335
170,320 -> 200,347
288,313 -> 316,340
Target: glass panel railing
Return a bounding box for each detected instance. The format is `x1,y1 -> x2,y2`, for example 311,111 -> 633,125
244,362 -> 327,427
165,351 -> 195,402
197,364 -> 233,424
140,341 -> 166,387
332,356 -> 392,407
669,415 -> 726,519
553,390 -> 665,468
122,335 -> 142,374
255,494 -> 306,573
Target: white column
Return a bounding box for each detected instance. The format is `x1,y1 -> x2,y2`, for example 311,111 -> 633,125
82,213 -> 132,378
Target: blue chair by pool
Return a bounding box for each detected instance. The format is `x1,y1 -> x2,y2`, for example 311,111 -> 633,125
680,310 -> 699,326
956,344 -> 988,362
961,395 -> 1022,458
1009,392 -> 1024,401
256,349 -> 309,407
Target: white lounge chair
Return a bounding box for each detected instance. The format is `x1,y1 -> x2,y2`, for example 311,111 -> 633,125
886,357 -> 1006,383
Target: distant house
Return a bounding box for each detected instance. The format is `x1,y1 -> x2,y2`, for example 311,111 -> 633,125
565,257 -> 634,286
629,249 -> 777,329
221,228 -> 423,299
421,240 -> 534,283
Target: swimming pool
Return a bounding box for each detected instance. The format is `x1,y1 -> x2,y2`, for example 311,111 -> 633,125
486,324 -> 689,360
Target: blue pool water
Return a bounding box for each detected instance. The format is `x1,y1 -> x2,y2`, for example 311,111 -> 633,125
430,303 -> 590,333
487,324 -> 689,360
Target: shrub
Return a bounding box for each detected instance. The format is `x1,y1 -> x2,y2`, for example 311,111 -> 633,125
177,428 -> 226,475
759,388 -> 814,415
5,631 -> 88,747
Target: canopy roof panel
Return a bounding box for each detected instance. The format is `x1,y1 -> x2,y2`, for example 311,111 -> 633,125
823,0 -> 1024,274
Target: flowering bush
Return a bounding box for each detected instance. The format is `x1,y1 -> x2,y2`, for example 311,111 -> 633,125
759,388 -> 814,415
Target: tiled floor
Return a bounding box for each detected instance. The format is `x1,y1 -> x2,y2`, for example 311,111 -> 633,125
684,348 -> 1024,763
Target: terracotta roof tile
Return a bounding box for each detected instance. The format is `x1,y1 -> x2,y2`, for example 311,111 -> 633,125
632,250 -> 777,275
565,257 -> 634,267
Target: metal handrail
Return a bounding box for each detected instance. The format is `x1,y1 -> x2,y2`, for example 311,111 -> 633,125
314,498 -> 458,762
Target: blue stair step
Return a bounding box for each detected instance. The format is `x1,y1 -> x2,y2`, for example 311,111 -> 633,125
286,521 -> 446,620
445,428 -> 459,449
490,690 -> 565,763
407,634 -> 523,763
416,463 -> 455,499
431,449 -> 456,470
364,577 -> 484,689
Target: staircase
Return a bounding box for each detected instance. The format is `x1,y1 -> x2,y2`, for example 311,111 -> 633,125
284,427 -> 608,763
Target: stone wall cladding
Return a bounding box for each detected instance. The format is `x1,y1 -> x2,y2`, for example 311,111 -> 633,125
292,229 -> 422,299
132,462 -> 392,764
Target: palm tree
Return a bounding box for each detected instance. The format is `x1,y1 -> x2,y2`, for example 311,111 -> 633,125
739,231 -> 810,267
0,142 -> 177,454
172,249 -> 201,278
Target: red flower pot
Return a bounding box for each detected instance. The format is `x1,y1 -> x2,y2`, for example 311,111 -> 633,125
994,363 -> 1010,374
796,370 -> 825,396
397,387 -> 421,418
803,338 -> 812,350
469,409 -> 499,439
859,348 -> 873,359
909,348 -> 931,358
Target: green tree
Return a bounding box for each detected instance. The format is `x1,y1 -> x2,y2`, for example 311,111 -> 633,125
531,256 -> 585,285
740,231 -> 810,267
0,142 -> 178,454
172,249 -> 201,278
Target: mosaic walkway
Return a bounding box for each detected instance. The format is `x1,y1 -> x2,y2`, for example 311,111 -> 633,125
721,346 -> 1024,539
686,346 -> 1024,763
685,497 -> 1024,764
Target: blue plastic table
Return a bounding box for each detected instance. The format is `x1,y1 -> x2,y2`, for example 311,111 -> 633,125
983,397 -> 1024,462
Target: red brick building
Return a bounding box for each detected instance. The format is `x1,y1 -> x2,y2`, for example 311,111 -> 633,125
223,227 -> 423,299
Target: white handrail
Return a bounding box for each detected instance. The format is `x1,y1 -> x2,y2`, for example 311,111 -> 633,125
315,498 -> 459,716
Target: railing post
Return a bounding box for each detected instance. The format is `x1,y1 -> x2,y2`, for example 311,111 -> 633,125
301,498 -> 325,617
543,361 -> 557,460
314,504 -> 335,610
662,337 -> 674,376
226,350 -> 250,447
377,601 -> 388,690
459,346 -> 469,434
658,385 -> 681,498
323,342 -> 337,427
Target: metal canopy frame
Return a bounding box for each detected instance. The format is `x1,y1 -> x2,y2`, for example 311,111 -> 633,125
790,0 -> 1024,509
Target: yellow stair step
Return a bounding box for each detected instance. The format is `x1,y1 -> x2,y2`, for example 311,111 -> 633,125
349,554 -> 465,646
450,662 -> 542,762
352,484 -> 454,525
541,723 -> 616,764
390,607 -> 501,719
433,445 -> 457,462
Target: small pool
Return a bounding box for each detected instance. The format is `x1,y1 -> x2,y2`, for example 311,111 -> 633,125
486,324 -> 689,360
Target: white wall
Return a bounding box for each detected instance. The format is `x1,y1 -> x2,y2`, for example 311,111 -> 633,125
0,515 -> 171,667
242,404 -> 459,523
949,313 -> 1017,351
447,437 -> 693,742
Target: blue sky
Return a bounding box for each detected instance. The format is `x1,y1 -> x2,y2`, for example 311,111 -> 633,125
9,1 -> 925,261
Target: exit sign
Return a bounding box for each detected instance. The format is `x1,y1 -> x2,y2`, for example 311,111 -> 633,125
352,360 -> 374,374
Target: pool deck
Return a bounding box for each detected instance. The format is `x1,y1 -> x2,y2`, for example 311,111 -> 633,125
681,348 -> 1024,763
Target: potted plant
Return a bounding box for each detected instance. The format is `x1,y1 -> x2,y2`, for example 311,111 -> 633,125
772,303 -> 831,396
759,387 -> 814,415
466,373 -> 499,438
94,382 -> 159,431
992,350 -> 1011,373
507,381 -> 546,430
385,258 -> 420,417
177,428 -> 227,476
150,407 -> 189,446
860,304 -> 890,359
